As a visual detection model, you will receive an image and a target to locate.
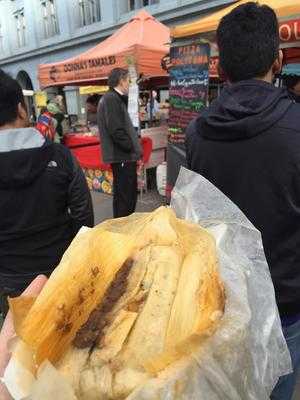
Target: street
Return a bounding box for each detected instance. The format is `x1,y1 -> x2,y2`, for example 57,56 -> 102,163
91,189 -> 165,224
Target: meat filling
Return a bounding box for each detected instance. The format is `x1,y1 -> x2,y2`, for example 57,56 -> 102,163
73,258 -> 133,349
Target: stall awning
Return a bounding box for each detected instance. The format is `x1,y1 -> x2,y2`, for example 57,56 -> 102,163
171,0 -> 300,38
38,10 -> 170,88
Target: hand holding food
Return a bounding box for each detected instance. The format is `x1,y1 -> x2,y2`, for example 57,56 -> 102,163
4,207 -> 224,400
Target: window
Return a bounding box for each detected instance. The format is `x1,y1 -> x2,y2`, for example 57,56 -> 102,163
141,0 -> 159,5
128,0 -> 135,11
79,0 -> 101,27
41,0 -> 59,38
14,9 -> 26,48
127,0 -> 159,12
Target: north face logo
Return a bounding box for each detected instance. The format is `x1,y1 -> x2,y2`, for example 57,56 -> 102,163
48,161 -> 58,168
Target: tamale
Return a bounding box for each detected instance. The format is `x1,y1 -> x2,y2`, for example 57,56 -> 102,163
6,207 -> 225,400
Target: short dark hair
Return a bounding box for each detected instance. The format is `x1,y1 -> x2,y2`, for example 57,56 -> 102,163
0,69 -> 26,127
107,68 -> 128,89
86,94 -> 101,106
217,2 -> 279,82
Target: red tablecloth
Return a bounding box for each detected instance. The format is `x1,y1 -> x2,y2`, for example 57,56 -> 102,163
72,144 -> 110,170
63,134 -> 152,170
63,134 -> 100,148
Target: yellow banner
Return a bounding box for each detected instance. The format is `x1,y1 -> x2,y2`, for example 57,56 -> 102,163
79,86 -> 109,95
35,91 -> 48,107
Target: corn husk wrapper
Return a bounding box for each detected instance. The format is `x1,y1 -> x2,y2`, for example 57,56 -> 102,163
3,206 -> 224,400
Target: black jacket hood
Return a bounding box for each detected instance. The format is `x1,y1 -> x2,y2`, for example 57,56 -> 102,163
198,80 -> 293,141
0,128 -> 54,188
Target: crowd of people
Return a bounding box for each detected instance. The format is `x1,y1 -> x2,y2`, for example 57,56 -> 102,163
0,65 -> 143,317
0,1 -> 300,400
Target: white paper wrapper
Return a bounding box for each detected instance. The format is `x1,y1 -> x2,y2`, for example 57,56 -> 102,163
169,167 -> 292,399
3,168 -> 292,399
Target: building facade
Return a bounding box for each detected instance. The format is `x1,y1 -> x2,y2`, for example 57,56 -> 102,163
0,0 -> 234,114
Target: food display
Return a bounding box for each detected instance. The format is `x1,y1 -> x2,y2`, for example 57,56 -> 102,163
5,207 -> 224,400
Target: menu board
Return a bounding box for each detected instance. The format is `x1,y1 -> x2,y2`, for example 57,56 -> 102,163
169,43 -> 210,144
166,42 -> 210,201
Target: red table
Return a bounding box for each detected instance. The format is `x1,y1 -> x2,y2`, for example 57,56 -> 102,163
63,134 -> 100,148
63,133 -> 152,193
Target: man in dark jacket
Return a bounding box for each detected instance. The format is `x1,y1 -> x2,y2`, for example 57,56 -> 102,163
186,3 -> 300,399
0,70 -> 94,317
98,68 -> 142,218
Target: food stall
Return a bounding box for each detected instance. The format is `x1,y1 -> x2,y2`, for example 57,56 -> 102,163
171,0 -> 300,82
38,10 -> 170,194
166,0 -> 300,199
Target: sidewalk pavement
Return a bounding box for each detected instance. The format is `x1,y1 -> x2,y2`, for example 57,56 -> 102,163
91,190 -> 165,225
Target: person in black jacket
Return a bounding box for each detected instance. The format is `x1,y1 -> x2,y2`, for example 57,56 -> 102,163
0,70 -> 94,317
186,3 -> 300,399
98,68 -> 142,218
86,94 -> 101,127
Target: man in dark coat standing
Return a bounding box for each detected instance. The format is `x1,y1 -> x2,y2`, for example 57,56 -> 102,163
98,68 -> 142,218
